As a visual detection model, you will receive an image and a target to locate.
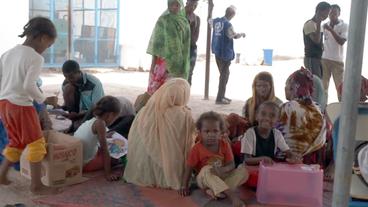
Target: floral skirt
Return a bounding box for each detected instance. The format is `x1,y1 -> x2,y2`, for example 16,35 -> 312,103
147,57 -> 168,95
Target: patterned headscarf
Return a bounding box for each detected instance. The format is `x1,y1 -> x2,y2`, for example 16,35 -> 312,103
286,67 -> 314,105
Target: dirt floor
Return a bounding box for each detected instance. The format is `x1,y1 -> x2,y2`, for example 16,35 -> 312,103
1,59 -> 336,206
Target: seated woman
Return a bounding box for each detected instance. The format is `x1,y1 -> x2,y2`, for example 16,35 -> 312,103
278,67 -> 326,160
243,72 -> 282,125
124,78 -> 195,190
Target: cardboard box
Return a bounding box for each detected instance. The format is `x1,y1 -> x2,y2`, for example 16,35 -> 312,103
20,130 -> 84,187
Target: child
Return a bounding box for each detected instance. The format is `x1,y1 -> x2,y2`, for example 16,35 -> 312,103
74,96 -> 122,181
243,72 -> 282,125
179,111 -> 248,207
241,101 -> 300,165
0,17 -> 58,194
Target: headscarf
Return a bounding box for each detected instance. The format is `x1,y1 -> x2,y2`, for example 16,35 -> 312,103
147,0 -> 191,79
128,78 -> 194,189
286,67 -> 314,105
338,76 -> 368,102
246,72 -> 278,123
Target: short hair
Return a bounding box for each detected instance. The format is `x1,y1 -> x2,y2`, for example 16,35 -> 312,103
316,1 -> 331,13
225,6 -> 236,17
196,111 -> 227,132
256,101 -> 280,115
331,4 -> 341,12
62,60 -> 80,74
93,96 -> 122,117
19,16 -> 57,39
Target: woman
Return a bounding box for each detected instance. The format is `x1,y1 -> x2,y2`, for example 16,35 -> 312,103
124,78 -> 195,190
278,67 -> 326,157
146,0 -> 191,95
243,72 -> 282,125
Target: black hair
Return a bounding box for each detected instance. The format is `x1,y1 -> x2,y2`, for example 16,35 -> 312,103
256,101 -> 280,115
315,1 -> 331,13
62,60 -> 80,74
331,4 -> 341,12
19,16 -> 57,39
196,111 -> 227,132
93,96 -> 122,117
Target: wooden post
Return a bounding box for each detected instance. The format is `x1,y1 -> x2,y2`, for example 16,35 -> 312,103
332,0 -> 368,206
204,0 -> 213,100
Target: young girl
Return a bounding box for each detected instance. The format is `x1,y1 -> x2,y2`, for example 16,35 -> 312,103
74,96 -> 122,181
243,72 -> 282,125
179,111 -> 248,207
0,17 -> 57,194
241,101 -> 300,165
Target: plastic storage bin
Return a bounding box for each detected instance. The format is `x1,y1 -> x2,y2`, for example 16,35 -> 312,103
257,162 -> 323,207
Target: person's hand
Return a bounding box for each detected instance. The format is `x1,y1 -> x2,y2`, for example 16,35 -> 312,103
286,153 -> 303,164
240,33 -> 246,38
261,156 -> 274,165
63,112 -> 79,121
178,187 -> 191,197
44,96 -> 58,107
105,172 -> 120,182
323,23 -> 332,31
106,131 -> 115,138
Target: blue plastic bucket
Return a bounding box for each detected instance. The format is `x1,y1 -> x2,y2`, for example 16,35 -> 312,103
263,49 -> 273,66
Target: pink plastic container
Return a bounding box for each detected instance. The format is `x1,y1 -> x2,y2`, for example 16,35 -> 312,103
256,162 -> 323,207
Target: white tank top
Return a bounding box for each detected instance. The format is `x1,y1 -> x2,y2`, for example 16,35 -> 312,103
74,118 -> 101,164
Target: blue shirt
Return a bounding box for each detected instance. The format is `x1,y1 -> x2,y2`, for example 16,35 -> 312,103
211,17 -> 235,61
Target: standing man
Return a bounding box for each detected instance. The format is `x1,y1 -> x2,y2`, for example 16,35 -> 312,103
303,2 -> 331,78
321,4 -> 348,101
212,6 -> 245,105
186,0 -> 200,85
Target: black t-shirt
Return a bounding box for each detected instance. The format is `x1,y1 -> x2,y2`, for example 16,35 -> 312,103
303,19 -> 323,58
255,128 -> 276,158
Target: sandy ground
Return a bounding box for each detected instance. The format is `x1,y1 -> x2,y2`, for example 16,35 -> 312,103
1,59 -> 338,206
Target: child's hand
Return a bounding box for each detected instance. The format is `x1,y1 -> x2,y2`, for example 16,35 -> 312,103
106,131 -> 115,138
178,187 -> 191,197
286,153 -> 303,164
261,156 -> 274,165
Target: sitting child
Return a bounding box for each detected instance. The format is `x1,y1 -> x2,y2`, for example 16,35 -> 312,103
74,96 -> 122,181
179,111 -> 248,207
241,101 -> 300,165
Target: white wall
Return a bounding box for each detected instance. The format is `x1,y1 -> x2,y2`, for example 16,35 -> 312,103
0,0 -> 29,55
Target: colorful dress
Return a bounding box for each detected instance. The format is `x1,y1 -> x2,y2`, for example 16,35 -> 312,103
146,0 -> 191,95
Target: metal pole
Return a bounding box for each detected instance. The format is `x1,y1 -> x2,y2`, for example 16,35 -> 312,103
204,0 -> 213,100
67,0 -> 72,60
332,1 -> 368,206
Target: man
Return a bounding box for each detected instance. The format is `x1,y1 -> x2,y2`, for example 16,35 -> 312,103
61,60 -> 104,132
212,6 -> 245,105
186,0 -> 200,85
321,4 -> 348,101
303,1 -> 331,78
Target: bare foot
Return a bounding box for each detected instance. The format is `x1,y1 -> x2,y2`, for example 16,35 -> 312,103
204,188 -> 217,200
0,177 -> 11,185
31,185 -> 60,195
216,192 -> 227,199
